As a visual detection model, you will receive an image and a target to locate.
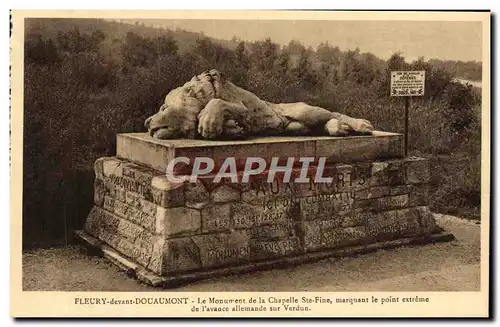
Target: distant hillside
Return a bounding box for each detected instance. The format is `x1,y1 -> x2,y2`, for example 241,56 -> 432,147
25,18 -> 482,83
428,58 -> 482,82
454,78 -> 482,89
25,18 -> 239,53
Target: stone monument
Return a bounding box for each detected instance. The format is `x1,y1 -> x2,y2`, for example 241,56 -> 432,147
76,70 -> 453,287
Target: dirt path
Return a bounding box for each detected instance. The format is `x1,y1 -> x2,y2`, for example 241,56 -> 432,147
22,214 -> 481,292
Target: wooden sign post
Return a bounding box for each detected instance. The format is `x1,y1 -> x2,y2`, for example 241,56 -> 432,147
390,70 -> 425,157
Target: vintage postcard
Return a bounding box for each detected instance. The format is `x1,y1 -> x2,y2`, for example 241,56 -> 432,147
10,10 -> 491,318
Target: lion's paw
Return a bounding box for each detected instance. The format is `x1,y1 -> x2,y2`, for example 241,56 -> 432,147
351,118 -> 374,133
198,107 -> 224,139
325,119 -> 351,136
222,119 -> 246,138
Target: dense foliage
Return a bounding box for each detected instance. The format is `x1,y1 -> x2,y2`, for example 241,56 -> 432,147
23,19 -> 482,247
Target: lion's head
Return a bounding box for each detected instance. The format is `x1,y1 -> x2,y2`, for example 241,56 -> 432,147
145,70 -> 226,139
144,104 -> 195,139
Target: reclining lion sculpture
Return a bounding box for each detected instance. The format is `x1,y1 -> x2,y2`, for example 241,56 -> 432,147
145,69 -> 374,140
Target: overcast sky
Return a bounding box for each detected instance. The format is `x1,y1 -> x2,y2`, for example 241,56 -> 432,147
118,19 -> 483,62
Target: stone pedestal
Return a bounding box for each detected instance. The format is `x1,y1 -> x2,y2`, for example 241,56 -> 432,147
77,132 -> 453,287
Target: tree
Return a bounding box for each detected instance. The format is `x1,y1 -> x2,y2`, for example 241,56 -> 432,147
235,41 -> 250,69
249,38 -> 279,72
286,40 -> 306,56
338,48 -> 361,82
442,82 -> 477,133
89,30 -> 106,50
56,28 -> 105,53
387,52 -> 409,71
194,37 -> 238,73
25,35 -> 60,65
194,37 -> 217,64
291,47 -> 318,90
121,32 -> 157,67
316,42 -> 341,67
275,49 -> 291,75
155,35 -> 178,57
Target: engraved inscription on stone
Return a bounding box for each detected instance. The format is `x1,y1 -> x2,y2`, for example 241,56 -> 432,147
85,207 -> 154,268
192,231 -> 252,268
106,181 -> 126,202
103,173 -> 158,205
85,151 -> 437,277
103,195 -> 155,231
122,162 -> 157,184
377,194 -> 409,210
249,223 -> 296,239
201,204 -> 231,232
243,168 -> 367,201
248,179 -> 296,198
232,202 -> 295,229
300,191 -> 355,220
390,185 -> 412,196
320,226 -> 368,248
107,174 -> 149,196
163,237 -> 202,273
368,186 -> 390,198
365,207 -> 424,241
206,246 -> 251,263
250,237 -> 300,258
96,205 -> 145,242
125,191 -> 157,217
241,182 -> 295,204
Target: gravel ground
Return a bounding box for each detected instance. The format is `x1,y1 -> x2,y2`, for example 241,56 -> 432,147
22,214 -> 481,292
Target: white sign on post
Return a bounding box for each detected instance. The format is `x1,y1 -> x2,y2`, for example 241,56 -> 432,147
390,71 -> 425,96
